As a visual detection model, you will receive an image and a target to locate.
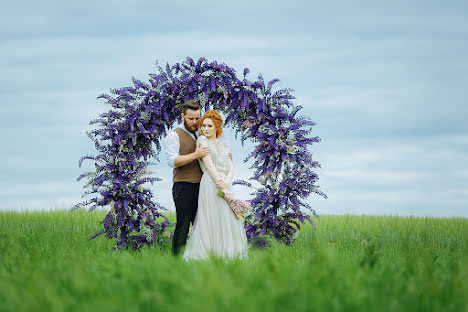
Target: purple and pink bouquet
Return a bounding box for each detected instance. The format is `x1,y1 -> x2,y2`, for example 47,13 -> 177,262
217,189 -> 251,219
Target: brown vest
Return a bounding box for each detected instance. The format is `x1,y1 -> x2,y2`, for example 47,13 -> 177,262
172,128 -> 203,183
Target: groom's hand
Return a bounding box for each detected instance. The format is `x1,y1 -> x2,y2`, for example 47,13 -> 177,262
195,143 -> 210,159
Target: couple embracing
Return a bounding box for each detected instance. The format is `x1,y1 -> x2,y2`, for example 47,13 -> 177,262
164,100 -> 248,260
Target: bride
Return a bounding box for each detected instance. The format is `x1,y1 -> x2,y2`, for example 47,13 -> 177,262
183,110 -> 248,260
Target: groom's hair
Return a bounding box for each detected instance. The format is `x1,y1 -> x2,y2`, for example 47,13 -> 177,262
181,100 -> 200,114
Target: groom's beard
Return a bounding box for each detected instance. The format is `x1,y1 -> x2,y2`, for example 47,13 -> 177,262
183,120 -> 198,133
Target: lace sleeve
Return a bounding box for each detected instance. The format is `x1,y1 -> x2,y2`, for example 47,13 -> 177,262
220,139 -> 230,153
196,135 -> 207,145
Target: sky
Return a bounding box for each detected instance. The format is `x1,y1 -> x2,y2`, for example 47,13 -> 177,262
1,0 -> 467,217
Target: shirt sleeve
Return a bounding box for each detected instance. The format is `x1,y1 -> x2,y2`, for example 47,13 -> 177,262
164,131 -> 180,168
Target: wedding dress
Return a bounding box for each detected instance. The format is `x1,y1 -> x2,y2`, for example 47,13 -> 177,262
183,136 -> 248,260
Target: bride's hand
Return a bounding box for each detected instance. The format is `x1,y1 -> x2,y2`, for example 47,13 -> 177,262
221,188 -> 233,201
216,178 -> 226,189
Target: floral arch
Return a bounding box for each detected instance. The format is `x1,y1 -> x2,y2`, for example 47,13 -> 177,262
76,57 -> 326,249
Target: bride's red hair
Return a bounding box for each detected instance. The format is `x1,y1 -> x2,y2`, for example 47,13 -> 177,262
198,110 -> 223,137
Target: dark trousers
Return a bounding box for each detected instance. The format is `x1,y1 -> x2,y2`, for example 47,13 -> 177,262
172,182 -> 200,255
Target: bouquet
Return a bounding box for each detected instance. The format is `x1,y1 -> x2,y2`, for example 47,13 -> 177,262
216,189 -> 251,219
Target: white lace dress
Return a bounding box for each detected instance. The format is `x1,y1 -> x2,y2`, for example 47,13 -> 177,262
183,136 -> 248,260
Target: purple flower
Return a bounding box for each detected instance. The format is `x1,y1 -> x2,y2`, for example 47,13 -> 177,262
77,56 -> 325,250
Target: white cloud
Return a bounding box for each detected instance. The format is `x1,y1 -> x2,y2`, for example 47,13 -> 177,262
3,197 -> 79,211
295,88 -> 402,114
326,169 -> 428,184
0,181 -> 77,197
1,1 -> 467,217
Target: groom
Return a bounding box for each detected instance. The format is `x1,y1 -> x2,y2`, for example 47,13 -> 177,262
164,100 -> 210,255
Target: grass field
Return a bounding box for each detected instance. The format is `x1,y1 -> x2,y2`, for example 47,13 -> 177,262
1,210 -> 467,312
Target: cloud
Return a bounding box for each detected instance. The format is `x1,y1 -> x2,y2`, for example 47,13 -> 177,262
307,134 -> 468,216
0,181 -> 77,197
1,1 -> 467,217
1,180 -> 82,211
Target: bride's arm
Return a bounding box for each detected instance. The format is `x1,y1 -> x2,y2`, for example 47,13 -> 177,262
225,148 -> 234,186
199,140 -> 226,189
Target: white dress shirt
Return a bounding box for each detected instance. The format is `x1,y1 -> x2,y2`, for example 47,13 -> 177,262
164,123 -> 197,168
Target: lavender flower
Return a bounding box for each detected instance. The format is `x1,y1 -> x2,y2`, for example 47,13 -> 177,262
76,56 -> 326,249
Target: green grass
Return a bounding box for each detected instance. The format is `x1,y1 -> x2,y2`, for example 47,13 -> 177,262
1,210 -> 467,312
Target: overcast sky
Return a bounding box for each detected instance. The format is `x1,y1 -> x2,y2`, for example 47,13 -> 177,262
1,0 -> 467,217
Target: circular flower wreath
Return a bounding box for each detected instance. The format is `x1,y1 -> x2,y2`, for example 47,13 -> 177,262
75,57 -> 327,250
